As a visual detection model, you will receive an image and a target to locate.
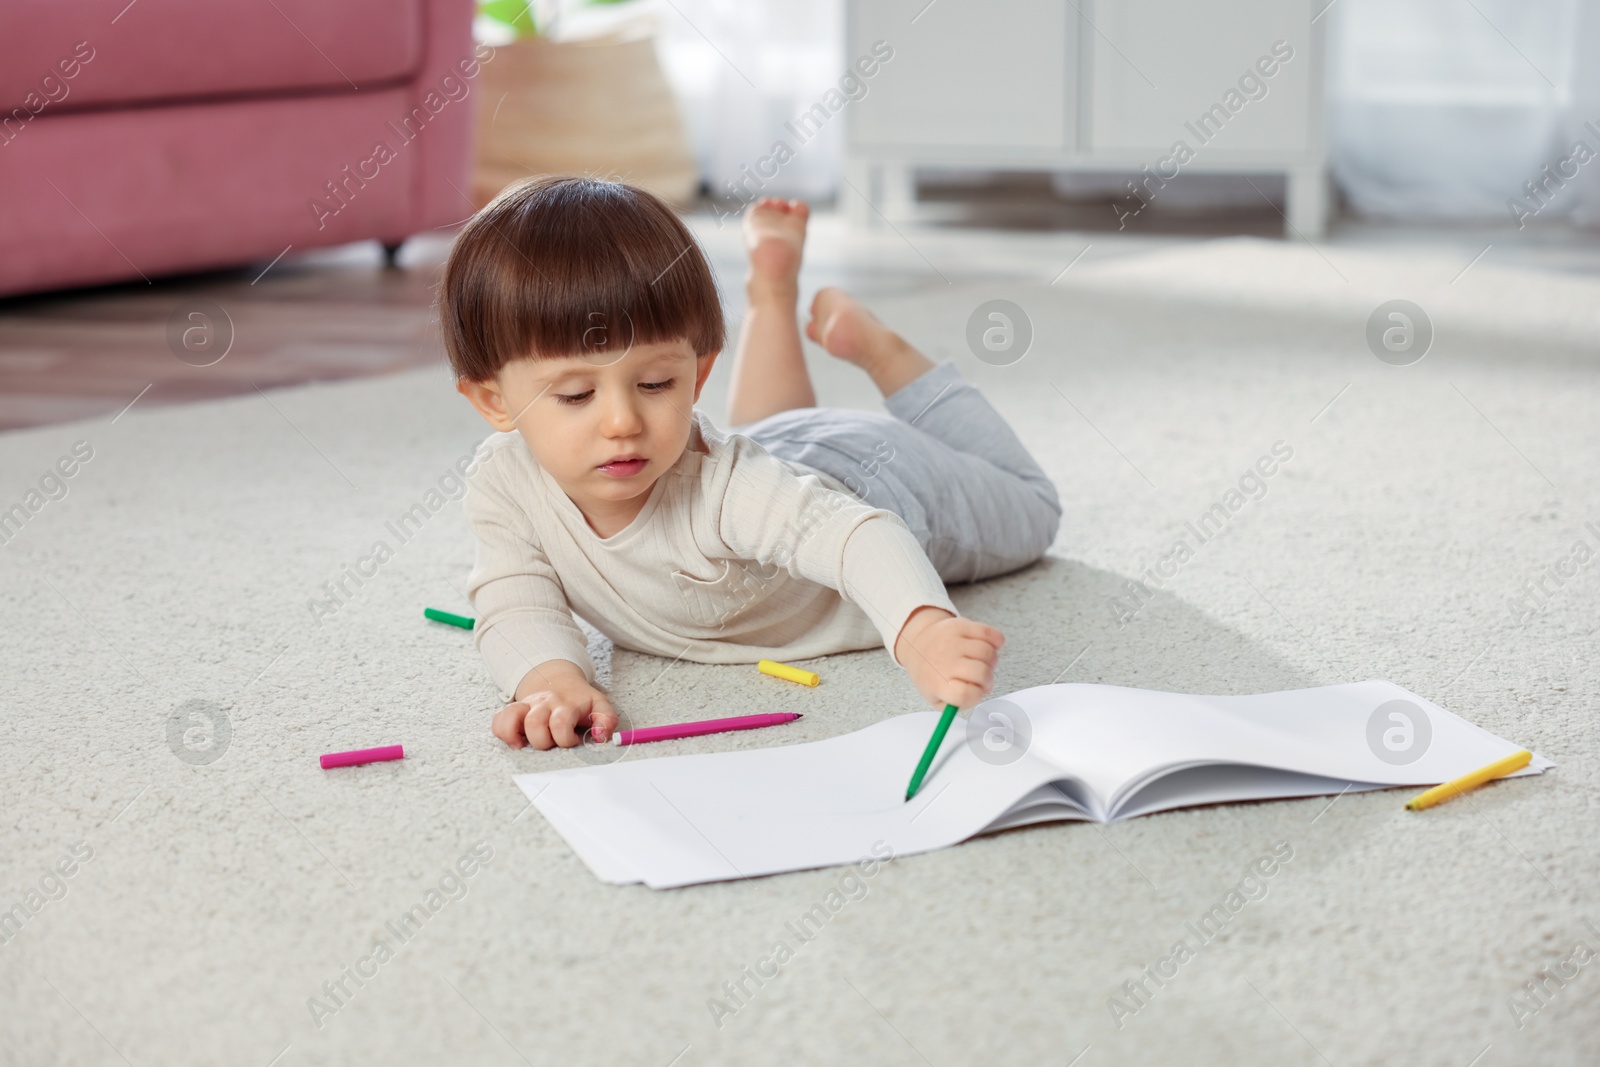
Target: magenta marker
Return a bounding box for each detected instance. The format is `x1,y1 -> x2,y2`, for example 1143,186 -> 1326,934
610,712 -> 800,746
320,744 -> 404,769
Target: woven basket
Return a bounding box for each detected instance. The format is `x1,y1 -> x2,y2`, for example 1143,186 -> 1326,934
472,31 -> 699,209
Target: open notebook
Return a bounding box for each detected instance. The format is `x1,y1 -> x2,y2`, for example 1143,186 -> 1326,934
514,680 -> 1551,889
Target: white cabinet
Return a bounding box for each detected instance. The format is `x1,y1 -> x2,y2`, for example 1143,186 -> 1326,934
845,0 -> 1327,236
851,0 -> 1075,151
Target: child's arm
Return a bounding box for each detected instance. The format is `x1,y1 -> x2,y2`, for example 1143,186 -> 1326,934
465,452 -> 616,747
713,435 -> 1004,709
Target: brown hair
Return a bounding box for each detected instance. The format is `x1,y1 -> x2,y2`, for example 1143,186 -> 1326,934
439,176 -> 725,381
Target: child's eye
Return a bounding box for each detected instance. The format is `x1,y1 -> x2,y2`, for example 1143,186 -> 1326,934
553,380 -> 672,406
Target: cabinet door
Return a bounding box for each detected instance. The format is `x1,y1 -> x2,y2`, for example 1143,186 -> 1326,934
1085,0 -> 1311,154
850,0 -> 1072,150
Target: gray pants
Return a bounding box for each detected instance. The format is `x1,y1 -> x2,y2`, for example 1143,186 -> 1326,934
732,361 -> 1061,585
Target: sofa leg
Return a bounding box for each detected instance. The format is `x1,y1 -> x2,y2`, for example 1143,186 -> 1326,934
382,240 -> 405,269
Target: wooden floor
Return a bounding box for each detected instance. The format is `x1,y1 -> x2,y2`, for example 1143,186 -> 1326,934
0,237 -> 455,433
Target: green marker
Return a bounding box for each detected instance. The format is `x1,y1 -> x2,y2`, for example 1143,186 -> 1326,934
905,703 -> 959,801
424,607 -> 474,630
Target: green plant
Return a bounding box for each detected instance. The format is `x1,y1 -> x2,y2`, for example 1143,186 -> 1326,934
478,0 -> 536,38
478,0 -> 635,40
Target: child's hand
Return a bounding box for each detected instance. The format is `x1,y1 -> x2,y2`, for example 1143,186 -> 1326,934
493,661 -> 619,750
893,606 -> 1004,711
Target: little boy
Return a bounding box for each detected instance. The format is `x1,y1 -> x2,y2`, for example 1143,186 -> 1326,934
443,177 -> 1061,749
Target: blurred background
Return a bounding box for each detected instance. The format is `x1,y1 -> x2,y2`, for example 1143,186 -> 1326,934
3,0 -> 1600,427
5,8 -> 1600,1063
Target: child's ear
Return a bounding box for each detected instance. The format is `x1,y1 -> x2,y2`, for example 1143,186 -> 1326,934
692,350 -> 719,402
456,376 -> 517,432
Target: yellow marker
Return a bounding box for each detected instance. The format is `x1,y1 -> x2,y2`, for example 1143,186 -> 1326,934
1405,749 -> 1532,811
758,659 -> 819,687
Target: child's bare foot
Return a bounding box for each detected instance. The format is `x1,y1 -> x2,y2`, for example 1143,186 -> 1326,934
805,286 -> 877,364
806,287 -> 934,397
743,197 -> 809,302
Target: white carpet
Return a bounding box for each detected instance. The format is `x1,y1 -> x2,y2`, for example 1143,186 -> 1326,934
3,235 -> 1598,1065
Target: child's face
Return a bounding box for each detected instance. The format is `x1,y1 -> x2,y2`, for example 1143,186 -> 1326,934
459,338 -> 717,520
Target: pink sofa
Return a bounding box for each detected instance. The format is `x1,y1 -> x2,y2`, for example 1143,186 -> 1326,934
0,0 -> 478,298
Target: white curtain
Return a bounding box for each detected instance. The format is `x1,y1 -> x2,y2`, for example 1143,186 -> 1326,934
1326,0 -> 1591,221
1570,0 -> 1600,223
652,0 -> 845,201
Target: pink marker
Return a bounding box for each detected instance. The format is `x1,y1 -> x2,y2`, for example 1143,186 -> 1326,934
608,712 -> 801,746
320,744 -> 404,769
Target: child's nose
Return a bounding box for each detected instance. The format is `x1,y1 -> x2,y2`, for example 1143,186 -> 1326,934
600,391 -> 643,435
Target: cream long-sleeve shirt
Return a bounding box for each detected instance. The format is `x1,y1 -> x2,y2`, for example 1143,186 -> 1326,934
462,410 -> 958,700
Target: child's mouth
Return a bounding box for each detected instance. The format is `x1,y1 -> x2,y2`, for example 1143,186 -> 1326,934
597,457 -> 648,478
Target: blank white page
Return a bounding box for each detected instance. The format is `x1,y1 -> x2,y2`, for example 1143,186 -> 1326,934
518,714 -> 1069,889
515,680 -> 1551,888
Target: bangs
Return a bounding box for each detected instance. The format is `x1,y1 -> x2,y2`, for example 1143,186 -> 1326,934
441,177 -> 725,380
